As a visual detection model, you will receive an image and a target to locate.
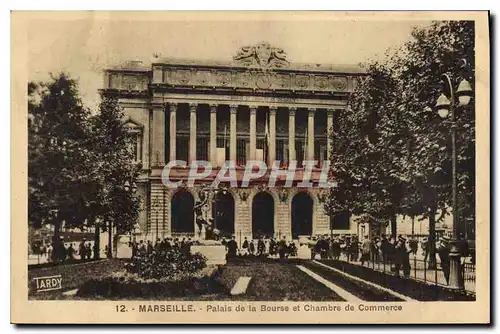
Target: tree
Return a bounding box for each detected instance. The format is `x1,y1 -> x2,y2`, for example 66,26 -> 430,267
326,21 -> 475,264
90,93 -> 141,258
325,61 -> 410,240
28,73 -> 93,242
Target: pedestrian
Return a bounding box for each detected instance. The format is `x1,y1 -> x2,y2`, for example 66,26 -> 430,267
46,244 -> 53,263
278,236 -> 287,260
394,236 -> 411,278
409,236 -> 419,255
131,241 -> 138,258
138,240 -> 146,255
226,236 -> 238,260
269,238 -> 277,257
437,236 -> 451,285
146,240 -> 154,254
249,239 -> 255,256
86,243 -> 93,259
79,238 -> 86,260
288,241 -> 297,257
360,236 -> 371,266
257,237 -> 265,257
67,243 -> 75,260
241,237 -> 249,256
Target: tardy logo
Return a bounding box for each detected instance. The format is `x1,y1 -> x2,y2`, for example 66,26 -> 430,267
33,275 -> 63,292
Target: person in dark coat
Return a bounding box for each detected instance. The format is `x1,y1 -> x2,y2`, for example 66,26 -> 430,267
249,240 -> 256,256
278,236 -> 288,260
226,236 -> 238,260
269,238 -> 277,257
257,238 -> 266,257
85,243 -> 92,259
79,238 -> 87,260
146,240 -> 154,254
241,237 -> 249,256
437,236 -> 451,284
394,236 -> 411,278
288,241 -> 297,257
380,235 -> 391,265
67,243 -> 75,260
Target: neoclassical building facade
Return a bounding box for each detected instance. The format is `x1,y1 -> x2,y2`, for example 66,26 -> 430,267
101,42 -> 367,242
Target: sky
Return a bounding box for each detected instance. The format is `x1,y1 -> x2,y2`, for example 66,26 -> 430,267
26,12 -> 432,110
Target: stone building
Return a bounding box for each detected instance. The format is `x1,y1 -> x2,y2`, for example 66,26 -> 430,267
101,42 -> 367,243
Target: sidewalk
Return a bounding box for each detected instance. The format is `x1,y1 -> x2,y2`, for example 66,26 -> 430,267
333,254 -> 475,294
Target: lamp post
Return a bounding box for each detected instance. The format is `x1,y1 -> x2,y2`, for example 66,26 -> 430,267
434,64 -> 473,290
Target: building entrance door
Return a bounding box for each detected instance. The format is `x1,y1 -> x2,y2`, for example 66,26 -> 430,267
291,192 -> 313,239
252,192 -> 274,238
212,192 -> 235,237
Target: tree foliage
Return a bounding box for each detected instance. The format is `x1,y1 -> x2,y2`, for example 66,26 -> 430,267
28,73 -> 141,242
326,21 -> 475,239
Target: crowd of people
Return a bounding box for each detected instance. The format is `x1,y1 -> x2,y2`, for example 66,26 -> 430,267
130,237 -> 197,257
305,233 -> 472,284
30,236 -> 96,264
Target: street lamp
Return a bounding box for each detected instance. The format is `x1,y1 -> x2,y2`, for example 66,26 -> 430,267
434,67 -> 473,291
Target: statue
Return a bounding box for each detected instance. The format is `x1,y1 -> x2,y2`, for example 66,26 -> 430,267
194,186 -> 220,241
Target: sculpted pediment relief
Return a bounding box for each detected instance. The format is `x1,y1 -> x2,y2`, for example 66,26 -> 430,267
233,42 -> 290,69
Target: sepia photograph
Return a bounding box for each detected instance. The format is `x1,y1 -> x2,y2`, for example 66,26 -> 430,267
11,11 -> 490,324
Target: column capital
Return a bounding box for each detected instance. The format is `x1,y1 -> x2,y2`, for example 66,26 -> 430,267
209,103 -> 218,112
289,107 -> 297,116
308,107 -> 316,114
229,104 -> 238,114
326,108 -> 335,114
269,106 -> 277,115
249,106 -> 257,115
168,102 -> 178,111
189,103 -> 198,112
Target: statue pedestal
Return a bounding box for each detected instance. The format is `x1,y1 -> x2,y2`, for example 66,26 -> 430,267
191,241 -> 226,265
116,235 -> 132,259
297,244 -> 312,260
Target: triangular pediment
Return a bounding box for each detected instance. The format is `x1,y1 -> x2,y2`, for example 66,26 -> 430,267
123,117 -> 144,131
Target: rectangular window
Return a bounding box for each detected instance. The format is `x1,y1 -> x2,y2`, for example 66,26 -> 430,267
276,139 -> 284,164
196,137 -> 209,161
296,139 -> 305,167
237,139 -> 247,166
176,135 -> 189,162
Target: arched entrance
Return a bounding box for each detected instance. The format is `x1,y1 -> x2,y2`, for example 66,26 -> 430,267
252,192 -> 274,238
171,190 -> 195,233
212,192 -> 235,237
291,192 -> 313,239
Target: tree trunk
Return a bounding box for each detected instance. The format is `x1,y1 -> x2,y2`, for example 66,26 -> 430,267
427,206 -> 437,270
51,218 -> 62,263
93,224 -> 100,260
390,214 -> 397,240
107,221 -> 113,258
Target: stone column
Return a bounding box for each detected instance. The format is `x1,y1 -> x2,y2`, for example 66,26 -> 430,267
249,106 -> 257,160
307,108 -> 315,161
288,107 -> 296,163
169,103 -> 177,162
152,103 -> 165,166
269,106 -> 277,166
210,104 -> 217,165
189,103 -> 197,164
327,108 -> 334,161
230,105 -> 237,163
